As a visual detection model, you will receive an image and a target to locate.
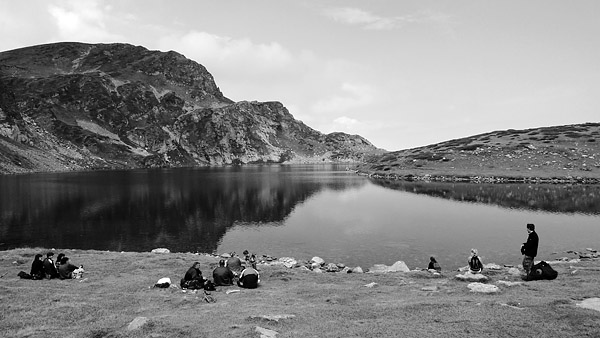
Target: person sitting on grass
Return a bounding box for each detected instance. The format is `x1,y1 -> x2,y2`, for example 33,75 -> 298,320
30,254 -> 45,280
468,248 -> 484,274
428,256 -> 441,272
213,259 -> 235,286
237,265 -> 260,289
226,253 -> 243,275
55,253 -> 65,270
58,256 -> 82,279
42,252 -> 59,279
180,262 -> 205,289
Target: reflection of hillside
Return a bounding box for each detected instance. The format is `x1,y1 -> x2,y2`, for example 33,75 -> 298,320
0,167 -> 366,252
371,179 -> 600,214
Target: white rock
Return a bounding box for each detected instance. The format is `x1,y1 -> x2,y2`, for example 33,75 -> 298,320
311,256 -> 325,266
467,282 -> 499,293
484,263 -> 502,270
352,266 -> 364,273
497,280 -> 524,287
364,282 -> 378,288
255,326 -> 278,338
576,298 -> 600,312
368,261 -> 410,273
455,272 -> 488,282
278,257 -> 297,268
508,268 -> 521,276
127,317 -> 149,331
151,248 -> 170,253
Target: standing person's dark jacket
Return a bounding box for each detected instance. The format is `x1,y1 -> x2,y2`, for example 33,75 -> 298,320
522,231 -> 539,257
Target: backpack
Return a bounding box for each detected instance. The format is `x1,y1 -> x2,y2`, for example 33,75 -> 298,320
204,280 -> 216,291
469,256 -> 483,272
527,261 -> 558,281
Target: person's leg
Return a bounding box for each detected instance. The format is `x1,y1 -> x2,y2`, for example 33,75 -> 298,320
522,256 -> 533,275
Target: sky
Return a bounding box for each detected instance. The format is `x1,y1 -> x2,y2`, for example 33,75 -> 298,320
1,1 -> 599,151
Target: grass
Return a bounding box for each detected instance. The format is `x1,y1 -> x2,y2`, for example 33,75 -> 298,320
1,248 -> 600,337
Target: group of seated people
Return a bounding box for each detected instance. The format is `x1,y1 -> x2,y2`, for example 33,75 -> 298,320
180,251 -> 260,290
28,252 -> 83,280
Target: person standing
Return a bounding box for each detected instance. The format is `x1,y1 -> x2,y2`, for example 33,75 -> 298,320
521,223 -> 539,276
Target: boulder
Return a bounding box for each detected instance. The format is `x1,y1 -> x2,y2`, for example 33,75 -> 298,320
127,317 -> 149,331
311,256 -> 325,266
467,282 -> 499,293
497,280 -> 524,287
576,298 -> 600,312
352,266 -> 364,273
151,248 -> 170,254
455,272 -> 488,282
255,326 -> 278,338
368,261 -> 410,273
325,263 -> 340,272
507,268 -> 521,276
484,263 -> 502,270
278,257 -> 297,268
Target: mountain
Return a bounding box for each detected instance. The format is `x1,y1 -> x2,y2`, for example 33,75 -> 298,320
356,123 -> 600,183
0,42 -> 381,174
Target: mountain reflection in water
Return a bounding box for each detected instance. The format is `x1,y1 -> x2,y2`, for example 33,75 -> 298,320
0,165 -> 365,253
371,179 -> 600,215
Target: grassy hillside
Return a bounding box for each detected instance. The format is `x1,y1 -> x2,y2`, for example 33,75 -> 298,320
357,123 -> 600,183
1,248 -> 599,337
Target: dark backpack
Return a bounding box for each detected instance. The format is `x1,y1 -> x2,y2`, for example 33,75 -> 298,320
204,280 -> 216,291
469,256 -> 483,272
527,261 -> 558,281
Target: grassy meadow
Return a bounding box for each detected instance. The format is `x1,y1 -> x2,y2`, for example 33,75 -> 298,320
1,248 -> 600,338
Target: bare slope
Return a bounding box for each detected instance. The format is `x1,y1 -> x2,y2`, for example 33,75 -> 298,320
357,123 -> 600,183
0,42 -> 380,174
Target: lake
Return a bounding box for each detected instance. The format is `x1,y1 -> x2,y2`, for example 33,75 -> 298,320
1,164 -> 599,271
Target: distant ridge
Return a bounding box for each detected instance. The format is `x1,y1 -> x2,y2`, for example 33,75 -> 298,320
357,123 -> 600,183
0,42 -> 381,174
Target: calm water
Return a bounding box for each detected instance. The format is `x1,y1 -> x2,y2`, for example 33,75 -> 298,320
1,165 -> 599,270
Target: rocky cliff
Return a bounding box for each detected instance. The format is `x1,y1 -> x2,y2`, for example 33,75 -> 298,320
0,42 -> 380,174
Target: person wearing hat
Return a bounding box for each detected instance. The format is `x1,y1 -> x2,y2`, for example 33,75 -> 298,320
212,259 -> 235,286
42,252 -> 59,279
521,223 -> 539,276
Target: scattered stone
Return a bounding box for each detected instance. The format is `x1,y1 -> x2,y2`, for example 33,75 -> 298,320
576,298 -> 600,312
352,266 -> 364,273
497,280 -> 523,287
250,314 -> 295,322
127,317 -> 149,331
500,303 -> 524,310
467,282 -> 499,293
507,268 -> 521,276
585,248 -> 597,253
455,272 -> 488,282
311,256 -> 325,266
220,252 -> 232,258
325,263 -> 340,272
368,261 -> 410,273
421,286 -> 438,292
151,248 -> 170,254
255,326 -> 278,338
278,257 -> 297,268
364,282 -> 378,288
484,263 -> 502,270
313,268 -> 323,273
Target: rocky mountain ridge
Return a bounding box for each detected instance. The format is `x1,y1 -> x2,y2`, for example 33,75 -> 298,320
0,42 -> 380,174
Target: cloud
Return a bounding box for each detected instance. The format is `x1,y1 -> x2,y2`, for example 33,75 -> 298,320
323,7 -> 452,31
312,82 -> 376,113
47,0 -> 124,42
158,31 -> 297,76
